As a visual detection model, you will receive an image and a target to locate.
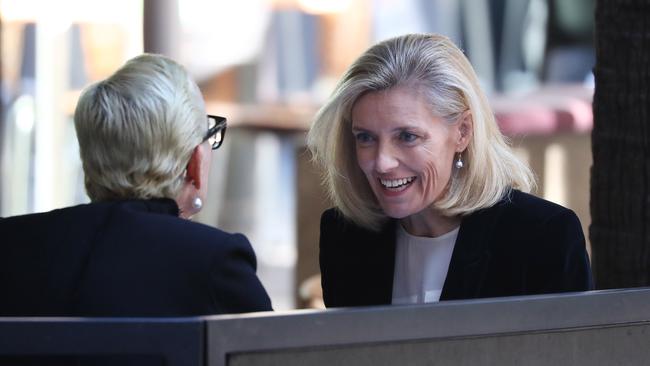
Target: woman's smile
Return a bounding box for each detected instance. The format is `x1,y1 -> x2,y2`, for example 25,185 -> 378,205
378,176 -> 417,196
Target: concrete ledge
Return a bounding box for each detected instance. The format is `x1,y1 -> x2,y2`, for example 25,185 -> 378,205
207,288 -> 650,366
3,288 -> 649,366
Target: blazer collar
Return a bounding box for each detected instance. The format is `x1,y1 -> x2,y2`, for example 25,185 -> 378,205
375,191 -> 510,303
129,198 -> 180,217
440,196 -> 509,300
376,212 -> 495,304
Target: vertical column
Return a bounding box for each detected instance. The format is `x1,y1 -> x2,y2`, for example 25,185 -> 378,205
34,17 -> 69,212
143,0 -> 181,58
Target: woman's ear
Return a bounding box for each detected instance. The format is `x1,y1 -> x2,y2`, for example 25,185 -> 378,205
456,110 -> 473,152
185,145 -> 205,190
176,145 -> 208,219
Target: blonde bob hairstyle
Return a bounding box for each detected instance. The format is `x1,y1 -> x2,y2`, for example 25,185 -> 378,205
74,53 -> 206,202
307,33 -> 534,231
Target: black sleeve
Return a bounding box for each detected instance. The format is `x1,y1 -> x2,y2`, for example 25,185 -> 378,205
209,233 -> 273,313
319,209 -> 397,307
532,209 -> 595,293
319,209 -> 341,307
320,208 -> 362,308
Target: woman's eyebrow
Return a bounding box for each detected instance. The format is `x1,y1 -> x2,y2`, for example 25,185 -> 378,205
392,123 -> 424,132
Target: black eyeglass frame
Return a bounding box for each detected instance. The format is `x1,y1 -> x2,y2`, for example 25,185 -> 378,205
204,115 -> 227,150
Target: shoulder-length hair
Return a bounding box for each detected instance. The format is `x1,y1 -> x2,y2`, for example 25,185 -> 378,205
74,53 -> 206,202
307,33 -> 534,231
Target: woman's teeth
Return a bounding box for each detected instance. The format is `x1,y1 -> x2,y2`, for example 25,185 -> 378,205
380,176 -> 415,188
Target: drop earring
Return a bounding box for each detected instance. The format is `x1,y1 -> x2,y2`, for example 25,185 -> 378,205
455,153 -> 464,169
192,197 -> 203,210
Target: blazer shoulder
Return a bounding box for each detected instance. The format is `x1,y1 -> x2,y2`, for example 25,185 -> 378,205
319,208 -> 347,249
106,201 -> 257,260
146,212 -> 252,252
321,207 -> 345,225
122,206 -> 273,312
497,189 -> 579,224
0,203 -> 114,243
321,207 -> 346,228
320,207 -> 384,238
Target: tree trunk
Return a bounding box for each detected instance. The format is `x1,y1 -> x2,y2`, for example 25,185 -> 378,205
591,0 -> 650,288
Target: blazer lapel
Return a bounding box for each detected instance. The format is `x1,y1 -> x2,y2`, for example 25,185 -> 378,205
440,206 -> 501,300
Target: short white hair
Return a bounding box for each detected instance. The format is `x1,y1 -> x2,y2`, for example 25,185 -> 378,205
74,53 -> 206,202
308,33 -> 534,230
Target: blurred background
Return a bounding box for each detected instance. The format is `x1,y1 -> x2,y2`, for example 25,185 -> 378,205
0,0 -> 595,310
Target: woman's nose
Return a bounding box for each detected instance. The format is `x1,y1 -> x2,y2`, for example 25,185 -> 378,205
375,144 -> 399,173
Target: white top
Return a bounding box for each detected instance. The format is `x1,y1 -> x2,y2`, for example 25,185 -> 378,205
391,224 -> 459,305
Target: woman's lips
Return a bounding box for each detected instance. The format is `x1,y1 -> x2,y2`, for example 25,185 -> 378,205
377,176 -> 416,196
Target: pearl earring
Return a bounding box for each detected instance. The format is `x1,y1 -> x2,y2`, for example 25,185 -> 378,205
192,197 -> 203,210
455,153 -> 464,169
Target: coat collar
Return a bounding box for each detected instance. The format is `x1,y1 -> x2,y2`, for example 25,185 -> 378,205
140,198 -> 180,216
376,193 -> 510,302
439,205 -> 499,300
114,198 -> 180,217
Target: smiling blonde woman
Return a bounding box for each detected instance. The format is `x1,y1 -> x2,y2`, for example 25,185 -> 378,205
308,33 -> 593,307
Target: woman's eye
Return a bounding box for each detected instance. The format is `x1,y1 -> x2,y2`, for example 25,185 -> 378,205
399,131 -> 418,142
355,132 -> 374,144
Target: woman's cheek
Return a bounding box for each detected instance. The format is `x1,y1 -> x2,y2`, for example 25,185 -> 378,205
420,162 -> 437,199
355,148 -> 369,171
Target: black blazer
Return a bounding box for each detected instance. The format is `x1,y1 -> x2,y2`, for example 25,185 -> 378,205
319,190 -> 594,307
0,199 -> 272,316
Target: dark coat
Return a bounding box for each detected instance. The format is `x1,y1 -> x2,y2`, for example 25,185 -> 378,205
319,190 -> 594,307
0,199 -> 272,316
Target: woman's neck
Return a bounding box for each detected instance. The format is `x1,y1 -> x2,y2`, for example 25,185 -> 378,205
400,209 -> 461,238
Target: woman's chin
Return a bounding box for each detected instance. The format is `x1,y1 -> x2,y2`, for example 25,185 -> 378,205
380,205 -> 415,220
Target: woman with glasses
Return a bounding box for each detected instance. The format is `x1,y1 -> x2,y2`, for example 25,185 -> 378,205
308,34 -> 593,307
0,54 -> 272,316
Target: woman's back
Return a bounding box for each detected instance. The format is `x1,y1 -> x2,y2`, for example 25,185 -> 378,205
0,199 -> 272,316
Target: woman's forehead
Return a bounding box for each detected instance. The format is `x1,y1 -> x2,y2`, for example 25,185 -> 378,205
351,87 -> 440,127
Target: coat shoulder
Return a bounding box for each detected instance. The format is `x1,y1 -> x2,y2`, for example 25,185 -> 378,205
320,207 -> 347,227
495,189 -> 579,225
320,208 -> 390,241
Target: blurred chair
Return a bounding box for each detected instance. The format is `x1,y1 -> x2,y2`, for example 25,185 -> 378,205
299,274 -> 325,309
